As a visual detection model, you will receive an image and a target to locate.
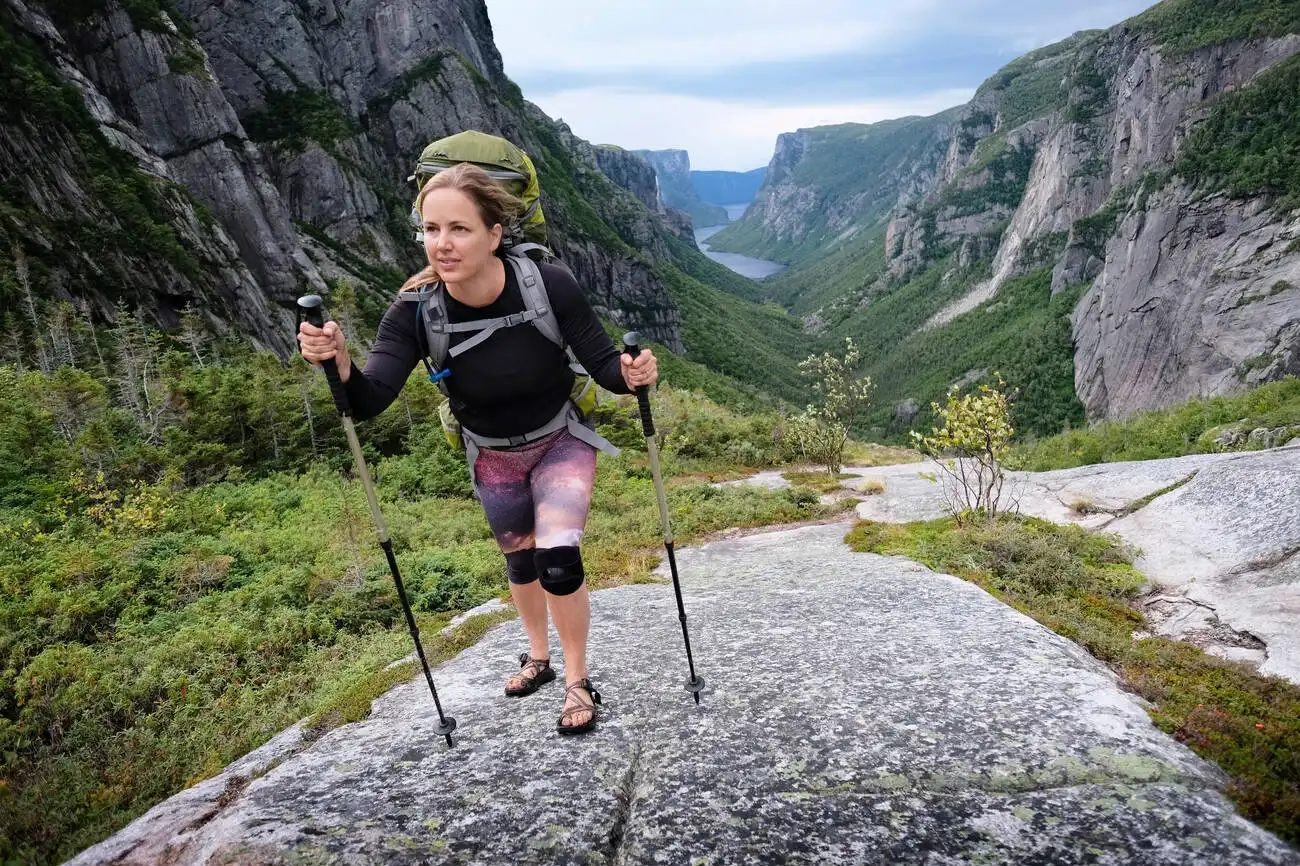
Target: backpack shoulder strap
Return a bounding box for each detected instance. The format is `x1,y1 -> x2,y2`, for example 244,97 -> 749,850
504,251 -> 565,350
398,284 -> 453,390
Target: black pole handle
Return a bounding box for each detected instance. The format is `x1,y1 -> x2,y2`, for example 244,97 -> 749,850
297,294 -> 352,417
621,331 -> 655,438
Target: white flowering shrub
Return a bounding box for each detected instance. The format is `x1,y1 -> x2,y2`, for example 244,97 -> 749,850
797,337 -> 874,474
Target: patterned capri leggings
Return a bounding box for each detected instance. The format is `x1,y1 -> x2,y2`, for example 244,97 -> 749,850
473,428 -> 597,584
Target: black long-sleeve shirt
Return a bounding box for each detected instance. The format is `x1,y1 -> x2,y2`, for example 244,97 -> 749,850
343,259 -> 630,437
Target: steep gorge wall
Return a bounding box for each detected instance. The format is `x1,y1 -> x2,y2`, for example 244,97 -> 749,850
636,148 -> 727,229
1,0 -> 687,354
730,14 -> 1300,419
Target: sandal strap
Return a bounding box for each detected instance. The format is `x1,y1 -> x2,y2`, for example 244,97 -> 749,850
563,678 -> 601,706
510,653 -> 550,685
558,678 -> 601,728
518,652 -> 551,671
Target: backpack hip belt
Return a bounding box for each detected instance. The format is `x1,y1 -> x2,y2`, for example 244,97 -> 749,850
460,400 -> 618,488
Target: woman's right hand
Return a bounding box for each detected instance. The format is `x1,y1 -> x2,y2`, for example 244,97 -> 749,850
297,320 -> 352,383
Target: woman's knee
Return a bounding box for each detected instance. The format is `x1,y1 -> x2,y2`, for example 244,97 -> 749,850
534,546 -> 584,596
505,549 -> 540,585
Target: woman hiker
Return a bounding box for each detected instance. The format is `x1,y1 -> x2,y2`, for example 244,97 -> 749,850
297,163 -> 658,735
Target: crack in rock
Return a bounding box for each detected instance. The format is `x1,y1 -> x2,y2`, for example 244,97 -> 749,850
1141,592 -> 1269,653
606,743 -> 642,866
1230,544 -> 1300,575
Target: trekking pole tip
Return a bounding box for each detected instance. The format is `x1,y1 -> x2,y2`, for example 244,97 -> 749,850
686,675 -> 705,702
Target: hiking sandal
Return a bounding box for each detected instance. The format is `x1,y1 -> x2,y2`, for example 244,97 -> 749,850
505,652 -> 555,697
556,678 -> 601,736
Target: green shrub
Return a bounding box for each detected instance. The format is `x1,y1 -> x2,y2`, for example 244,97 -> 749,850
242,88 -> 359,153
1010,377 -> 1300,470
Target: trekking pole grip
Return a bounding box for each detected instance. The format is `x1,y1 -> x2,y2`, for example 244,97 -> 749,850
621,332 -> 655,438
297,294 -> 352,417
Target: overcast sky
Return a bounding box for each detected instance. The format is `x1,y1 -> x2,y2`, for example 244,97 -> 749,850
486,0 -> 1156,171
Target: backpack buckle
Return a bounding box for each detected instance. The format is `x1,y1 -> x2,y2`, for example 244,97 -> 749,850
428,368 -> 452,384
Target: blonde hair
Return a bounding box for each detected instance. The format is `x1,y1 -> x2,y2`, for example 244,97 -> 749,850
399,163 -> 524,293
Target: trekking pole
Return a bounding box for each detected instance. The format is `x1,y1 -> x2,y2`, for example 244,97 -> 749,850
297,295 -> 457,746
622,332 -> 705,703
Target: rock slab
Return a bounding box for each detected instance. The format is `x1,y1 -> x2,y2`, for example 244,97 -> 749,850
855,448 -> 1300,682
67,525 -> 1298,865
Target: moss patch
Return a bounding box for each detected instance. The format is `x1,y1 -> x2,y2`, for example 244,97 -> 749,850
1116,473 -> 1197,517
781,471 -> 855,493
305,609 -> 515,736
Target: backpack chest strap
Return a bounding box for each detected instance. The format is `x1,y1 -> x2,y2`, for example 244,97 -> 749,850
434,308 -> 547,358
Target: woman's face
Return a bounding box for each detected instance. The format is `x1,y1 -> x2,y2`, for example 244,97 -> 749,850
421,187 -> 503,284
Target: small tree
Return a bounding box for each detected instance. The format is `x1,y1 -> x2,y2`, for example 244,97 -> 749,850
328,277 -> 366,361
178,303 -> 208,368
911,376 -> 1015,523
798,337 -> 873,474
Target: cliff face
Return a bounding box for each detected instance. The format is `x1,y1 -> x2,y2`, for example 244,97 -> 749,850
593,146 -> 660,212
708,115 -> 958,266
1074,184 -> 1300,419
1064,34 -> 1300,417
1,0 -> 690,354
1,0 -> 312,351
636,148 -> 728,228
725,11 -> 1300,419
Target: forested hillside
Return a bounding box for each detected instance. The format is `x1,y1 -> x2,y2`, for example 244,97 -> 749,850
0,0 -> 811,404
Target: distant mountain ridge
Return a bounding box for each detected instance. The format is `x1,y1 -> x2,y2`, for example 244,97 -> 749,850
634,149 -> 728,227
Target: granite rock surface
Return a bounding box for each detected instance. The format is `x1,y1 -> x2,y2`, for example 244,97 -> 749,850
67,525 -> 1298,865
851,447 -> 1300,681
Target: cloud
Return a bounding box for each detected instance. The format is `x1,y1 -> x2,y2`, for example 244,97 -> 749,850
536,87 -> 976,171
487,0 -> 938,74
516,47 -> 1006,105
485,0 -> 1157,169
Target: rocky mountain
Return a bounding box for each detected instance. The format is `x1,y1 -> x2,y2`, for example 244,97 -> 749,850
590,144 -> 695,243
709,115 -> 960,265
0,0 -> 804,372
635,148 -> 728,228
712,0 -> 1300,425
691,166 -> 767,207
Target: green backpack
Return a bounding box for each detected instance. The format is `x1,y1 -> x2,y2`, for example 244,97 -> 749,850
408,130 -> 547,246
403,131 -> 614,478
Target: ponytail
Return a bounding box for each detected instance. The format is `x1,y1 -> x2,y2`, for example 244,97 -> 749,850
399,264 -> 439,295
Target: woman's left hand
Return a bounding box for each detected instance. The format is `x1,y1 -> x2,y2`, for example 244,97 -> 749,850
621,348 -> 658,390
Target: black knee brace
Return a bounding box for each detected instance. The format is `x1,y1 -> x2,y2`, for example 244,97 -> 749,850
505,549 -> 539,585
535,546 -> 585,596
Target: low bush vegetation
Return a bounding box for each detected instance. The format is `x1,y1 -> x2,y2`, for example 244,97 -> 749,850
0,323 -> 837,865
1010,377 -> 1300,471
